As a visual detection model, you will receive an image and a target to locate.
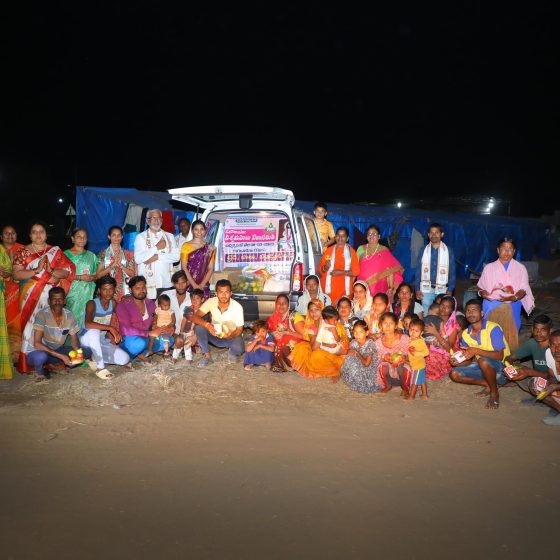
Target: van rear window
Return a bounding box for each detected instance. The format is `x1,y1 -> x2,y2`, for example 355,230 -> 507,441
222,213 -> 294,275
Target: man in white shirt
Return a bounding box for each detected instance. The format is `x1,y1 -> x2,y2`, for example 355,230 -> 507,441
191,279 -> 245,366
134,208 -> 180,299
161,270 -> 192,362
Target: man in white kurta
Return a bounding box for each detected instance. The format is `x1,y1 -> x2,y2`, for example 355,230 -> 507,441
134,209 -> 180,299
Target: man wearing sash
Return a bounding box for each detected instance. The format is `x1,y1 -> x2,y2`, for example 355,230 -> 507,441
414,223 -> 455,316
134,209 -> 180,300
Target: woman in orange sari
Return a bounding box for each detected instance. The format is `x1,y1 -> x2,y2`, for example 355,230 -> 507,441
12,222 -> 75,373
289,300 -> 349,379
318,227 -> 359,304
1,225 -> 24,361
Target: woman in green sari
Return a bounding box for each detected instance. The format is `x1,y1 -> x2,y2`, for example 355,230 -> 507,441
0,244 -> 14,379
64,228 -> 98,328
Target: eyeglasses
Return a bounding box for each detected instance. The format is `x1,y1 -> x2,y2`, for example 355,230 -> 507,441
367,232 -> 380,237
148,216 -> 163,221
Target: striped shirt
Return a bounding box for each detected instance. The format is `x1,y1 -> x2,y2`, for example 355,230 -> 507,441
28,308 -> 79,352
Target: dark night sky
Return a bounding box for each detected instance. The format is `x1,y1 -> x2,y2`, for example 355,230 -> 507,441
1,4 -> 558,230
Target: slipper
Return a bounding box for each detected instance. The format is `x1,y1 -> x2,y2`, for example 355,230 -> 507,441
485,398 -> 499,410
95,368 -> 114,380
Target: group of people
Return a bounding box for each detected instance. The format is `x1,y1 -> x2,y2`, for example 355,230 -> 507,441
0,210 -> 216,380
1,205 -> 558,425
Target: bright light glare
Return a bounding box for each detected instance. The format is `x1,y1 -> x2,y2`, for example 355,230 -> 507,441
397,202 -> 402,208
58,198 -> 63,203
489,201 -> 494,208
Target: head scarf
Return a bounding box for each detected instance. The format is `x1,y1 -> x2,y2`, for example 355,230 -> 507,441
352,280 -> 373,318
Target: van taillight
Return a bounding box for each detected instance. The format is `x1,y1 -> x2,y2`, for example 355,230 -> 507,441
292,262 -> 303,292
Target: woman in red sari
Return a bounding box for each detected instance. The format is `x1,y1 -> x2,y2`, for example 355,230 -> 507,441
357,224 -> 404,299
267,293 -> 306,372
12,222 -> 75,373
318,227 -> 359,304
1,225 -> 24,362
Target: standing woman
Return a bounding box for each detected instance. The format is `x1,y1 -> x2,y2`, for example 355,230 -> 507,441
477,237 -> 534,351
12,221 -> 75,373
1,225 -> 24,361
357,224 -> 404,299
0,245 -> 14,379
64,228 -> 98,328
319,227 -> 360,304
180,220 -> 216,299
96,226 -> 137,302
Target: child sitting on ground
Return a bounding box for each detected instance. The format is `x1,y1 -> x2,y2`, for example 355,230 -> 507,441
174,289 -> 204,364
147,294 -> 175,358
243,320 -> 275,370
407,318 -> 430,400
315,306 -> 345,354
401,312 -> 419,336
423,303 -> 443,346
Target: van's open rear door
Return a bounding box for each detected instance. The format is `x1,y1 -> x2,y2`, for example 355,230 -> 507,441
168,185 -> 295,207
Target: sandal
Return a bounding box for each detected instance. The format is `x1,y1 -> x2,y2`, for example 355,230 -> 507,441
95,368 -> 114,380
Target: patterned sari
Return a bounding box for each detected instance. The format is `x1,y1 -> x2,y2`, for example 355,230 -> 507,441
3,242 -> 23,362
97,246 -> 135,302
13,245 -> 75,373
267,308 -> 305,372
289,300 -> 349,379
64,249 -> 98,328
180,242 -> 215,299
0,246 -> 14,379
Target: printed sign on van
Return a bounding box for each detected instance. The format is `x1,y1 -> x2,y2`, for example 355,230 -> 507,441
222,214 -> 294,274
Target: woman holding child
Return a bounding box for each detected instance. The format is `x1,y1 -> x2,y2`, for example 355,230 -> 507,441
289,300 -> 349,379
267,294 -> 306,372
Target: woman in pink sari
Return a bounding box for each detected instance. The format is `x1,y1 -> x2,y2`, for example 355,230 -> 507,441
477,237 -> 534,351
180,220 -> 215,299
424,296 -> 461,380
357,224 -> 404,299
12,222 -> 75,373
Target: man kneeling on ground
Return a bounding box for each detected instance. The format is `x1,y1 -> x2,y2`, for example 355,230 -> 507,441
450,298 -> 510,410
25,286 -> 92,380
528,329 -> 560,426
191,279 -> 245,367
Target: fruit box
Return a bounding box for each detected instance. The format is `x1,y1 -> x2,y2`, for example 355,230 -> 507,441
233,274 -> 266,294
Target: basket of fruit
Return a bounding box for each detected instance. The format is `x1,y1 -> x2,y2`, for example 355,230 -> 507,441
68,348 -> 85,366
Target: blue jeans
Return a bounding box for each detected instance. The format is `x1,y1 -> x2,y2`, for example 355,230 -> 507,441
453,357 -> 506,384
27,345 -> 92,375
122,335 -> 174,358
194,325 -> 245,357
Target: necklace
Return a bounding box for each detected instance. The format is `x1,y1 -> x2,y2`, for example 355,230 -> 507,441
31,243 -> 48,257
366,243 -> 380,257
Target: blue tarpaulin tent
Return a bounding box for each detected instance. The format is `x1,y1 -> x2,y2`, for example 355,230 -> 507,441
76,187 -> 549,280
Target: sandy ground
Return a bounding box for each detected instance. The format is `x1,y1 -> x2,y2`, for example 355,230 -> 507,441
2,277 -> 560,559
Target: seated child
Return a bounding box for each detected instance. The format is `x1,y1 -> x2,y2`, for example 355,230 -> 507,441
243,320 -> 275,370
174,289 -> 204,364
147,294 -> 175,358
401,312 -> 419,336
315,306 -> 344,354
366,292 -> 390,340
423,303 -> 443,346
340,320 -> 379,394
407,318 -> 430,400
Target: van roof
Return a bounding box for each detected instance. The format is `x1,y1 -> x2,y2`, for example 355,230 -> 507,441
168,185 -> 295,207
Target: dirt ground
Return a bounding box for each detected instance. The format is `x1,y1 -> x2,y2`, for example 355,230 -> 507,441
2,271 -> 560,559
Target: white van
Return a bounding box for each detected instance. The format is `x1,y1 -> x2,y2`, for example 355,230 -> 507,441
168,186 -> 323,322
